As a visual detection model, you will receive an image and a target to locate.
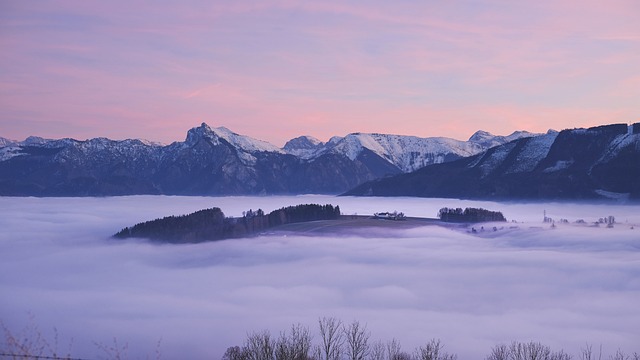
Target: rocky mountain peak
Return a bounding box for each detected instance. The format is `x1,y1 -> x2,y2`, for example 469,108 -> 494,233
283,136 -> 324,158
185,123 -> 219,146
468,130 -> 494,143
283,136 -> 323,151
0,137 -> 17,147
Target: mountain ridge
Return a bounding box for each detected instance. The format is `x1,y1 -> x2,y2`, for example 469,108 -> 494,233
3,122 -> 637,199
344,123 -> 640,201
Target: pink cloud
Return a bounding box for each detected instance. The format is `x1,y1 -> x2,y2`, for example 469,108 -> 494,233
1,1 -> 639,145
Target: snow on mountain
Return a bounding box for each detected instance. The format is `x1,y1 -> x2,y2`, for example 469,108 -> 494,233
468,130 -> 537,149
471,141 -> 519,178
329,133 -> 478,172
505,131 -> 558,174
184,123 -> 223,147
292,130 -> 538,173
595,125 -> 640,164
467,130 -> 495,146
0,146 -> 24,161
283,136 -> 324,158
0,137 -> 17,147
1,123 -> 539,174
345,123 -> 640,200
466,131 -> 559,177
213,125 -> 285,154
3,122 -> 637,198
182,123 -> 286,165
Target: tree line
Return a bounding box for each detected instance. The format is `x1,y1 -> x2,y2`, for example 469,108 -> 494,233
437,207 -> 506,223
223,317 -> 638,360
2,315 -> 638,360
113,204 -> 341,243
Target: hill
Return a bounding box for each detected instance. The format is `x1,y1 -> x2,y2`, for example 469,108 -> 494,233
114,204 -> 341,243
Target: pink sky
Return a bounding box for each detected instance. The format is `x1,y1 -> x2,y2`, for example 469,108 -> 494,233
1,0 -> 639,146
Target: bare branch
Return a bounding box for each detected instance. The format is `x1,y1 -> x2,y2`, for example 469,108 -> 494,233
318,317 -> 344,360
343,321 -> 370,360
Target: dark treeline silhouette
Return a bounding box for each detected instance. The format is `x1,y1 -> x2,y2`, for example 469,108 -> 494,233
438,207 -> 506,223
113,204 -> 341,243
223,317 -> 639,360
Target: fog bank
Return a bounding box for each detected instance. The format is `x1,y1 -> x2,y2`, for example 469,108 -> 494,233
1,195 -> 638,359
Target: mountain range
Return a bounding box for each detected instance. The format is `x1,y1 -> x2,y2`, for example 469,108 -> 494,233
1,122 -> 638,200
345,123 -> 640,201
0,123 -> 533,196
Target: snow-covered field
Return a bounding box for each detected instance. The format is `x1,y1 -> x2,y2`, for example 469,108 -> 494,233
1,195 -> 638,359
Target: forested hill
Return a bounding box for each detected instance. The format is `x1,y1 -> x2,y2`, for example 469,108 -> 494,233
113,204 -> 341,243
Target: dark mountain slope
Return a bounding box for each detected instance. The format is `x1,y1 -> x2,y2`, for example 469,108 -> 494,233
344,124 -> 640,201
0,123 -> 403,196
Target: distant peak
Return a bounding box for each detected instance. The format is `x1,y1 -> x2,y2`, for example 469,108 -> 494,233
22,136 -> 50,145
185,123 -> 218,145
468,130 -> 494,142
283,136 -> 323,151
184,123 -> 285,154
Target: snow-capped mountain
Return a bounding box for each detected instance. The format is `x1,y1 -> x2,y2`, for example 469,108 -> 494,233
468,130 -> 539,149
345,123 -> 640,200
0,123 -> 399,195
283,130 -> 537,172
202,125 -> 285,154
2,122 -> 636,199
283,136 -> 324,158
0,137 -> 17,147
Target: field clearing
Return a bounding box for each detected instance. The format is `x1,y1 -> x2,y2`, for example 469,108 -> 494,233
264,215 -> 453,235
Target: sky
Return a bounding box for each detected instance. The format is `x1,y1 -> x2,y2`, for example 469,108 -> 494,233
1,1 -> 639,146
1,195 -> 639,359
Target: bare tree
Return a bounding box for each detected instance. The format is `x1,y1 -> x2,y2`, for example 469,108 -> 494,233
414,339 -> 457,360
1,317 -> 74,360
552,350 -> 572,360
369,340 -> 386,360
224,346 -> 249,360
610,349 -> 630,360
385,338 -> 412,360
344,321 -> 370,360
486,344 -> 510,360
387,339 -> 402,360
245,330 -> 275,360
499,341 -> 572,360
276,333 -> 294,360
580,344 -> 602,360
276,323 -> 312,360
317,317 -> 344,360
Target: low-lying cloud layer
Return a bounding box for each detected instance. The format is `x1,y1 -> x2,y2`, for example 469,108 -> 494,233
1,195 -> 638,359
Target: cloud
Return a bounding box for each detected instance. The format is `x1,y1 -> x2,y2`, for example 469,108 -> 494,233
2,1 -> 639,145
1,195 -> 639,359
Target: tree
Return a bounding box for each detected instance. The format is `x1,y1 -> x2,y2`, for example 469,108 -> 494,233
414,339 -> 457,360
224,346 -> 249,360
344,320 -> 370,360
275,323 -> 312,360
245,330 -> 275,360
386,339 -> 401,360
369,340 -> 385,360
486,341 -> 572,360
317,317 -> 344,360
486,344 -> 509,360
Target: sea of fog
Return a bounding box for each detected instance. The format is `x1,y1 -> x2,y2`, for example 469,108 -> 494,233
1,195 -> 638,359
